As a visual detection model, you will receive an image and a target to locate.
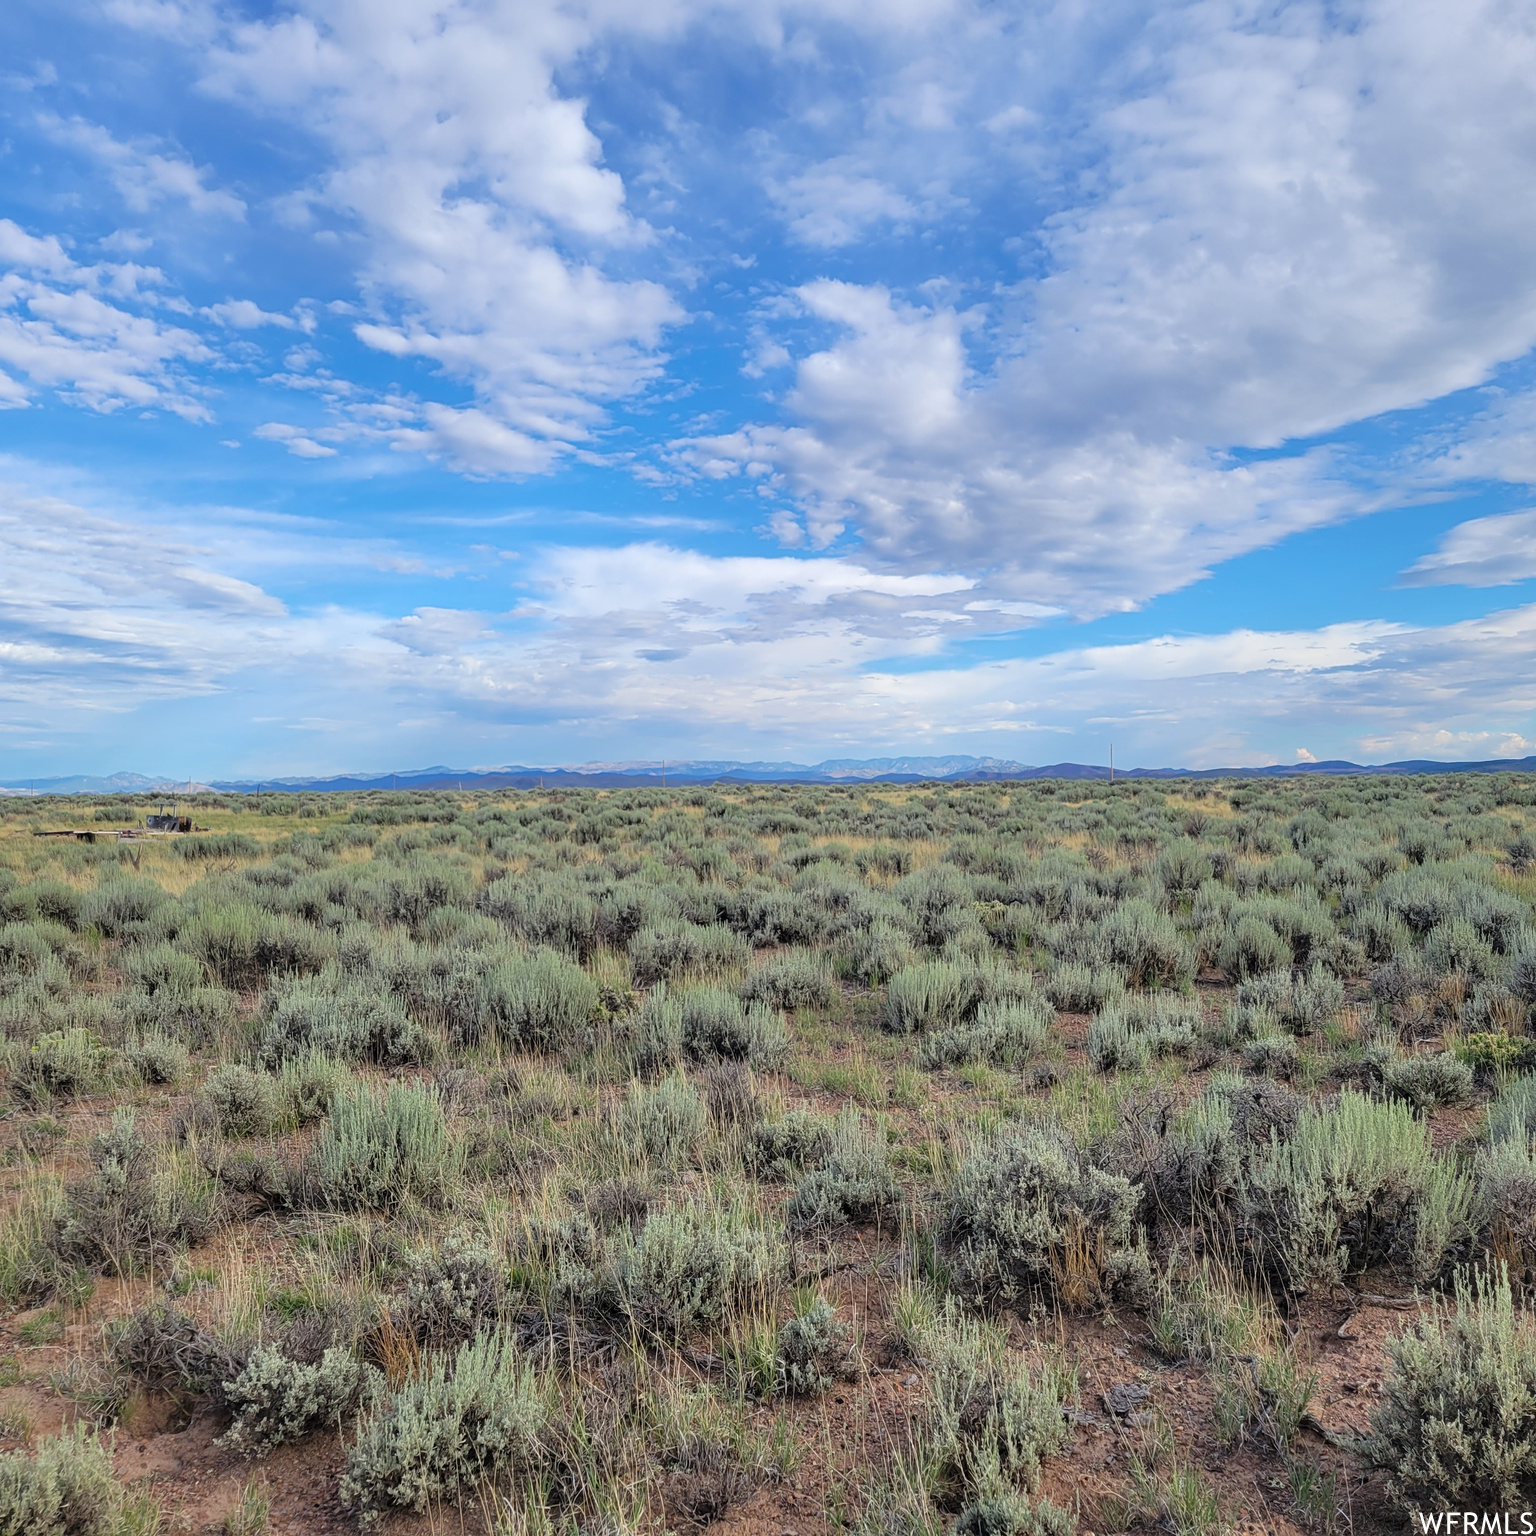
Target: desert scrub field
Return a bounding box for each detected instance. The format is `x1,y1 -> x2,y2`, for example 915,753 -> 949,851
0,775 -> 1533,1534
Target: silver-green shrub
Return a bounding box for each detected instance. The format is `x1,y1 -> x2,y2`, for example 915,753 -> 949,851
312,1082 -> 462,1212
479,948 -> 599,1055
748,1109 -> 833,1180
885,959 -> 979,1034
923,1308 -> 1071,1496
257,974 -> 425,1067
1368,1264 -> 1536,1512
786,1110 -> 900,1230
126,1031 -> 190,1086
1490,1073 -> 1536,1145
1092,898 -> 1194,989
918,997 -> 1051,1070
740,950 -> 835,1011
1244,1091 -> 1475,1290
954,1491 -> 1076,1536
679,984 -> 790,1069
1085,993 -> 1196,1072
621,1072 -> 708,1165
0,1424 -> 121,1536
340,1329 -> 546,1523
941,1126 -> 1140,1308
776,1298 -> 856,1396
841,919 -> 916,987
202,1063 -> 281,1137
1042,962 -> 1123,1014
13,1028 -> 109,1104
51,1108 -> 218,1276
614,1202 -> 783,1336
220,1344 -> 376,1457
1381,1052 -> 1474,1113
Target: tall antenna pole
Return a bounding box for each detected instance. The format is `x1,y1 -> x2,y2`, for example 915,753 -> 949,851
1110,743 -> 1114,784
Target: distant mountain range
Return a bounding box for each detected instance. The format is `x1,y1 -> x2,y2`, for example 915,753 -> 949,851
0,772 -> 214,797
6,753 -> 1536,795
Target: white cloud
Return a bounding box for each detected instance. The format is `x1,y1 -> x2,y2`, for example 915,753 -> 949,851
1401,509 -> 1536,588
199,0 -> 684,472
673,282 -> 1360,614
0,220 -> 212,418
0,220 -> 74,277
1417,389 -> 1536,489
770,162 -> 917,248
202,300 -> 297,330
678,0 -> 1536,613
254,422 -> 339,458
0,485 -> 289,712
38,113 -> 245,218
3,459 -> 1533,766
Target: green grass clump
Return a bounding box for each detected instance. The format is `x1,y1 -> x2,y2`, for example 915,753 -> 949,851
0,1178 -> 66,1307
340,1330 -> 546,1523
312,1082 -> 462,1212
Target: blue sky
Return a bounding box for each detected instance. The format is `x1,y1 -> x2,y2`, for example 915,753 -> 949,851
4,0 -> 1536,778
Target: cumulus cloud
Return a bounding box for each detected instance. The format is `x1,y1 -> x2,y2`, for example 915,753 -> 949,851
677,0 -> 1536,613
199,0 -> 684,471
11,0 -> 1536,767
0,220 -> 212,418
673,282 -> 1360,614
202,300 -> 297,330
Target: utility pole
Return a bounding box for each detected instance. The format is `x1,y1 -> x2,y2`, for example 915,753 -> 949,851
1110,744 -> 1114,784
661,759 -> 666,788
